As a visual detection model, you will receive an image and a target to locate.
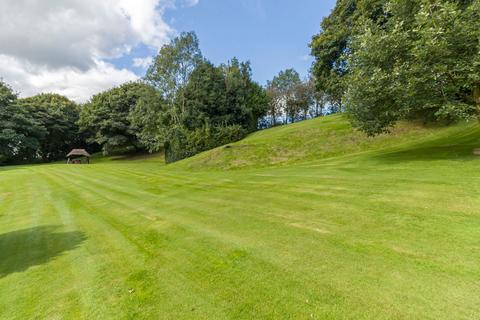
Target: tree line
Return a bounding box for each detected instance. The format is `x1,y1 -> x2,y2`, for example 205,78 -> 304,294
310,0 -> 480,135
79,32 -> 272,163
3,0 -> 477,165
0,87 -> 85,165
1,32 -> 325,166
265,69 -> 328,127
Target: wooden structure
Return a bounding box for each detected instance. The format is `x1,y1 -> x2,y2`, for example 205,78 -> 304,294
66,149 -> 91,164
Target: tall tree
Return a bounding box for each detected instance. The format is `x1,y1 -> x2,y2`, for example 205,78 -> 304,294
222,58 -> 269,132
310,0 -> 388,109
145,31 -> 203,122
136,56 -> 268,161
161,58 -> 268,162
346,0 -> 480,135
18,93 -> 80,162
182,60 -> 227,129
129,89 -> 167,153
308,77 -> 327,118
79,82 -> 155,154
290,81 -> 314,121
0,82 -> 44,164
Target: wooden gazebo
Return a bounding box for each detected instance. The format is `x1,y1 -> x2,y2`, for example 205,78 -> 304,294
66,149 -> 91,164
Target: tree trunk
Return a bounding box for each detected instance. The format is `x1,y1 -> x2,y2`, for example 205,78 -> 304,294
271,107 -> 276,127
474,85 -> 480,106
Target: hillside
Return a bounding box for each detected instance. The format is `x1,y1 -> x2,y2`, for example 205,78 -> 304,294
1,116 -> 480,319
181,114 -> 480,169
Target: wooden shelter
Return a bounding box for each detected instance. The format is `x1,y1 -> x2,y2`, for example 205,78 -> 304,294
66,149 -> 91,164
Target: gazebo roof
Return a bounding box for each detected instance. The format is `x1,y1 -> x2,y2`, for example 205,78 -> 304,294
66,149 -> 91,158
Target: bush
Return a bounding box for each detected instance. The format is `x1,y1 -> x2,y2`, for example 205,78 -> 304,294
165,124 -> 246,163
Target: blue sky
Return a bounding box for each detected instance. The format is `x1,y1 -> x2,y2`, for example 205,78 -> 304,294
136,0 -> 336,85
164,0 -> 336,84
0,0 -> 336,101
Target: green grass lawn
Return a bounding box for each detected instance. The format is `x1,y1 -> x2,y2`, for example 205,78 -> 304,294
1,115 -> 480,319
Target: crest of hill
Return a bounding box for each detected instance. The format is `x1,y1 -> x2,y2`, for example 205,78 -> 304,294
177,114 -> 480,170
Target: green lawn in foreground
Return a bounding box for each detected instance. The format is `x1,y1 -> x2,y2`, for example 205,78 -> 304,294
1,115 -> 480,319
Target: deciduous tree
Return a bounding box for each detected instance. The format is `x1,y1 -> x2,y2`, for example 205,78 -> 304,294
0,82 -> 44,164
79,82 -> 156,154
18,93 -> 80,162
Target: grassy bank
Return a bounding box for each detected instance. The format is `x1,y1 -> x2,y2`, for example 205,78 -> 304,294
1,115 -> 480,319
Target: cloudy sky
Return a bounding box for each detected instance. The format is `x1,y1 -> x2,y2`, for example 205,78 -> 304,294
0,0 -> 335,102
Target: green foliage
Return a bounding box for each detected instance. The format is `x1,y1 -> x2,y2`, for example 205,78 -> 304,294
139,33 -> 268,162
288,81 -> 314,121
267,69 -> 316,124
128,88 -> 167,153
182,61 -> 228,129
163,59 -> 266,163
346,0 -> 480,135
0,82 -> 45,165
17,93 -> 80,162
140,33 -> 268,162
268,69 -> 302,95
79,82 -> 157,155
0,83 -> 87,164
267,69 -> 301,124
164,124 -> 246,163
145,31 -> 203,105
222,59 -> 269,132
0,32 -> 267,164
312,0 -> 480,135
310,0 -> 386,108
182,59 -> 268,131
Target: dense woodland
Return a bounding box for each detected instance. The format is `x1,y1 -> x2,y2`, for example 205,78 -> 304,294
1,0 -> 479,165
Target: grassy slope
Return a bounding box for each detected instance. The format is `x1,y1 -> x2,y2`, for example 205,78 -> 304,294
181,115 -> 480,169
1,115 -> 480,319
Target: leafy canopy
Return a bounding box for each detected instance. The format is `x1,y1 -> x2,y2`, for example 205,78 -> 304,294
79,82 -> 157,155
311,0 -> 480,135
18,93 -> 80,161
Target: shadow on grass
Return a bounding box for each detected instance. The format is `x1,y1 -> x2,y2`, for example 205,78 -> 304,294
0,165 -> 30,173
375,129 -> 480,162
110,152 -> 164,162
0,226 -> 87,278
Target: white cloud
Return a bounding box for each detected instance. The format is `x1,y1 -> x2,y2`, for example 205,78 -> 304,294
0,55 -> 138,103
184,0 -> 200,7
0,0 -> 172,70
0,0 -> 198,102
133,57 -> 154,69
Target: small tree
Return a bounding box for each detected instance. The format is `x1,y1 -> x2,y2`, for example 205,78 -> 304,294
267,69 -> 302,124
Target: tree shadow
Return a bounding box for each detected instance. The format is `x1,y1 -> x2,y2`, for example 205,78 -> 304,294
374,130 -> 480,163
377,144 -> 478,162
110,151 -> 164,162
0,226 -> 87,278
0,166 -> 29,173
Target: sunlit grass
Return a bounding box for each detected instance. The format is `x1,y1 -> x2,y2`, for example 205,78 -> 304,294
1,115 -> 480,319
